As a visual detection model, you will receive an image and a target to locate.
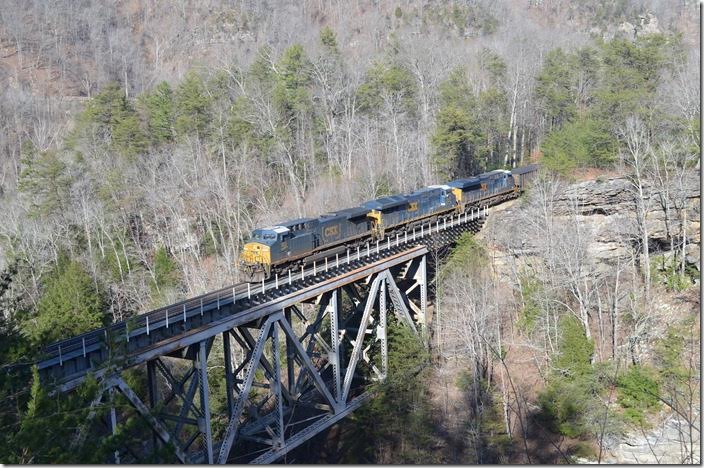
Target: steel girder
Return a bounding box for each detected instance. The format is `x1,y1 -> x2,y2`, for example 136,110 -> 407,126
35,205 -> 491,464
38,207 -> 488,390
64,254 -> 429,464
212,259 -> 428,464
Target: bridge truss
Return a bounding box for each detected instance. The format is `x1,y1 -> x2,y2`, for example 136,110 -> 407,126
33,206 -> 492,463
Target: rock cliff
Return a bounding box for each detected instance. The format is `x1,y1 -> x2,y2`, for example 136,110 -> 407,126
480,171 -> 700,464
554,173 -> 700,268
487,172 -> 700,273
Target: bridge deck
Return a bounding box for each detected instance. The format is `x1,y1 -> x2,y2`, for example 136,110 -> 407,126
37,207 -> 490,390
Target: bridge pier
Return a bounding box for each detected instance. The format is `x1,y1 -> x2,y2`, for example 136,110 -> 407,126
198,340 -> 214,463
109,387 -> 120,464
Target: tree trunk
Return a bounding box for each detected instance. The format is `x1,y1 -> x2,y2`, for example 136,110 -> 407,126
680,208 -> 687,276
611,265 -> 621,361
519,125 -> 526,165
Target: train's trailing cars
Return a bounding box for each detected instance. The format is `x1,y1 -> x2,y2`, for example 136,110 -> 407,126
510,164 -> 539,191
240,164 -> 539,282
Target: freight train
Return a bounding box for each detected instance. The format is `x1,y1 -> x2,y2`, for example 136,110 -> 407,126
240,164 -> 539,282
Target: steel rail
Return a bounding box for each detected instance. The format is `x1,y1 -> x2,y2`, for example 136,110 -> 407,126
34,197 -> 505,385
48,242 -> 438,393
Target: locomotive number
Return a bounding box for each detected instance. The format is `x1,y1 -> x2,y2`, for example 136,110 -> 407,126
407,202 -> 418,212
480,183 -> 488,191
324,225 -> 340,238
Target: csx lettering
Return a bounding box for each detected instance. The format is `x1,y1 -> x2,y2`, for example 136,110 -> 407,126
324,225 -> 339,237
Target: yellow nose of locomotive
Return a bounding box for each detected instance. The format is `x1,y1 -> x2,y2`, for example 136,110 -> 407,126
241,242 -> 271,265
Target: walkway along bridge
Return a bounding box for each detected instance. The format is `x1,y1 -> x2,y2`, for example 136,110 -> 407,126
35,204 -> 499,464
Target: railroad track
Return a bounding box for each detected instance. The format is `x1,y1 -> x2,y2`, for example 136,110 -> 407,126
32,202 -> 495,387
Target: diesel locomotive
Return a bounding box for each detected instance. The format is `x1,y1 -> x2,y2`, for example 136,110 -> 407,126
240,164 -> 538,282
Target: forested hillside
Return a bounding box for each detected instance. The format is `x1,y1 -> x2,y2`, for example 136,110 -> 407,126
0,0 -> 699,463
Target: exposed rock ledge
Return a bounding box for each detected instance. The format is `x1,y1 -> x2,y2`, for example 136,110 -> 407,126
489,172 -> 700,272
553,173 -> 700,269
482,172 -> 701,464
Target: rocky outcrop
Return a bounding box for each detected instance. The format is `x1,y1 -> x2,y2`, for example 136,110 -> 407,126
486,171 -> 700,273
618,11 -> 662,40
479,172 -> 700,464
552,173 -> 700,269
604,411 -> 700,464
482,173 -> 700,465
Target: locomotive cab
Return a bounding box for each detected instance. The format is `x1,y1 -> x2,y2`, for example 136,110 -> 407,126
427,184 -> 457,209
240,226 -> 290,282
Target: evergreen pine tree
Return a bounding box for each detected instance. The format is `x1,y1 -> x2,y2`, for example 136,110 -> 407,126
140,81 -> 175,145
18,144 -> 70,217
23,257 -> 105,346
274,44 -> 312,118
175,70 -> 211,138
151,246 -> 181,296
431,68 -> 482,178
73,82 -> 147,158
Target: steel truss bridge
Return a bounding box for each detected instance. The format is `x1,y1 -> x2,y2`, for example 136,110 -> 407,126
34,203 -> 498,464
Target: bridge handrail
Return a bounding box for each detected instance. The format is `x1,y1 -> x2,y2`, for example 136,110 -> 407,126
41,282 -> 240,360
36,200 -> 498,367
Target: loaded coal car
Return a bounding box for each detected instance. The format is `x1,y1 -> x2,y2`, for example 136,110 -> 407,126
362,186 -> 456,239
510,164 -> 539,191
